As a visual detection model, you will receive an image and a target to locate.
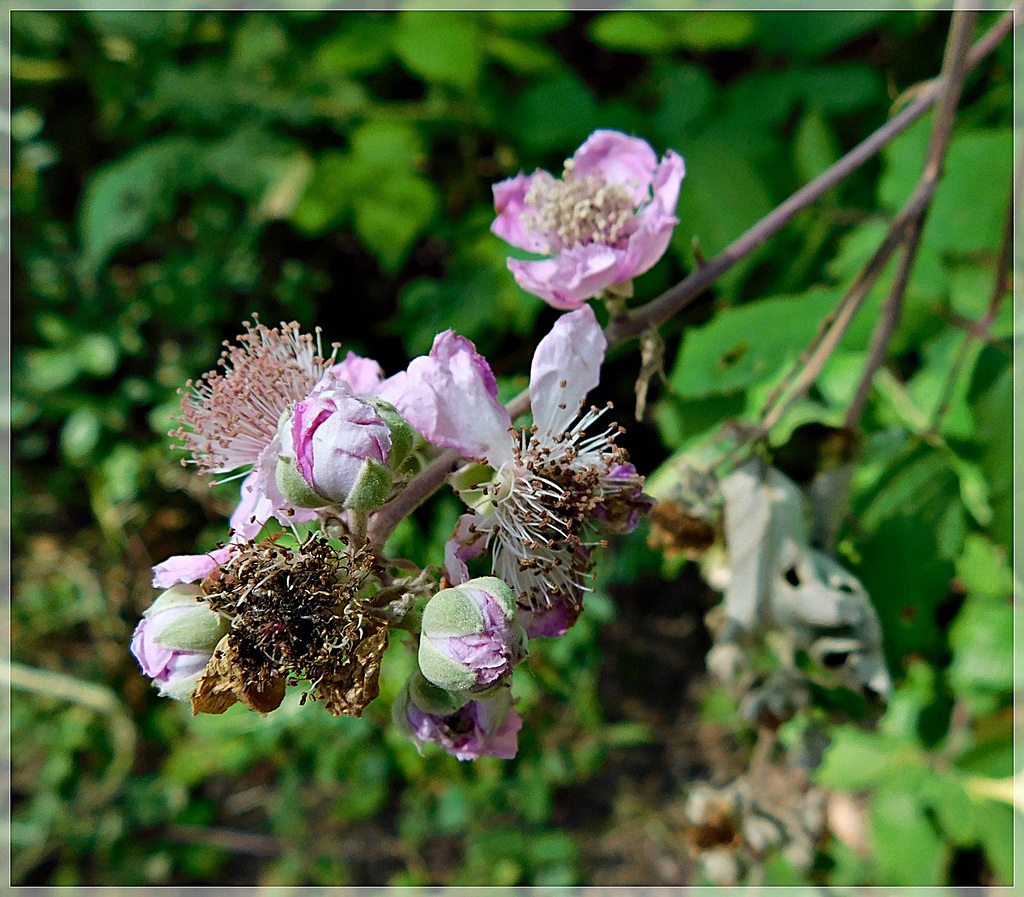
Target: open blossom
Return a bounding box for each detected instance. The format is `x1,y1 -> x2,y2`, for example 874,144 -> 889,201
169,320 -> 403,554
492,129 -> 685,309
393,671 -> 522,761
389,305 -> 652,638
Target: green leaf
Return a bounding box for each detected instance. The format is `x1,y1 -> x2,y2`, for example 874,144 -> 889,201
975,800 -> 1015,884
816,727 -> 908,789
908,330 -> 979,440
508,73 -> 600,155
60,409 -> 102,465
923,771 -> 977,846
973,366 -> 1013,551
955,534 -> 1013,602
290,151 -> 354,235
588,12 -> 681,53
485,34 -> 560,74
649,61 -> 716,143
794,107 -> 839,184
75,333 -> 119,377
393,13 -> 482,91
869,785 -> 946,885
667,289 -> 838,399
672,136 -> 775,281
755,11 -> 890,57
78,137 -> 197,281
484,10 -> 570,33
313,17 -> 393,76
948,597 -> 1014,698
353,174 -> 438,273
795,64 -> 883,115
854,515 -> 955,664
881,120 -> 1012,256
672,11 -> 756,50
949,455 -> 993,527
350,119 -> 424,171
652,391 -> 745,452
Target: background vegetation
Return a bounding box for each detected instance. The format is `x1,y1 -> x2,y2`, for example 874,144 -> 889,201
10,7 -> 1016,887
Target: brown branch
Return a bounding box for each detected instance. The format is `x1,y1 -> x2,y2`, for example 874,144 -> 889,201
604,6 -> 1016,347
366,448 -> 461,549
844,5 -> 979,429
746,190 -> 933,442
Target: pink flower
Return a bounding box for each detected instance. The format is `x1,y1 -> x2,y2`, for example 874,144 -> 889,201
130,584 -> 228,701
418,577 -> 527,693
492,129 -> 685,309
277,379 -> 393,509
168,320 -> 401,562
389,305 -> 652,636
394,672 -> 523,761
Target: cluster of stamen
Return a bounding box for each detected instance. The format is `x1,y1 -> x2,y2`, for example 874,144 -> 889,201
172,317 -> 338,478
200,533 -> 387,716
473,403 -> 642,613
522,158 -> 638,251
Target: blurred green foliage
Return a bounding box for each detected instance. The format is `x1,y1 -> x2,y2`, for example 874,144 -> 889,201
10,8 -> 1015,888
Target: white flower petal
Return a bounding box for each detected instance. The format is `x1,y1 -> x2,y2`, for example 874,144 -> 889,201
529,305 -> 607,439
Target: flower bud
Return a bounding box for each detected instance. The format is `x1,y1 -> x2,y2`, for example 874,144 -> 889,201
276,380 -> 398,511
392,670 -> 523,761
418,576 -> 527,694
129,584 -> 229,701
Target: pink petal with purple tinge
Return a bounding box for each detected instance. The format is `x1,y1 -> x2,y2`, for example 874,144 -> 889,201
529,305 -> 606,440
491,171 -> 551,254
328,351 -> 385,397
391,331 -> 514,467
507,243 -> 622,309
444,513 -> 490,585
151,547 -> 234,589
572,130 -> 659,205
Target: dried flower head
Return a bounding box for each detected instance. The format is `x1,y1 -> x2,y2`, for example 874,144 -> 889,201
173,317 -> 337,477
195,533 -> 388,717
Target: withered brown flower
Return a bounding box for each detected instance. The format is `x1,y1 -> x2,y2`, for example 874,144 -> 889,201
193,533 -> 388,717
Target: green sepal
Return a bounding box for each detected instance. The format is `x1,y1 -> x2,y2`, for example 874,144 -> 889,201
392,672 -> 469,753
464,576 -> 518,620
418,635 -> 478,693
276,454 -> 331,509
409,670 -> 468,716
370,399 -> 415,468
146,583 -> 205,616
344,458 -> 394,511
154,606 -> 229,653
421,586 -> 485,638
450,462 -> 498,514
158,671 -> 205,703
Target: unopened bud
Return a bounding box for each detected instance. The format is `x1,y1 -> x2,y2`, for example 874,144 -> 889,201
276,380 -> 398,511
418,576 -> 527,694
393,670 -> 522,761
130,584 -> 228,701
